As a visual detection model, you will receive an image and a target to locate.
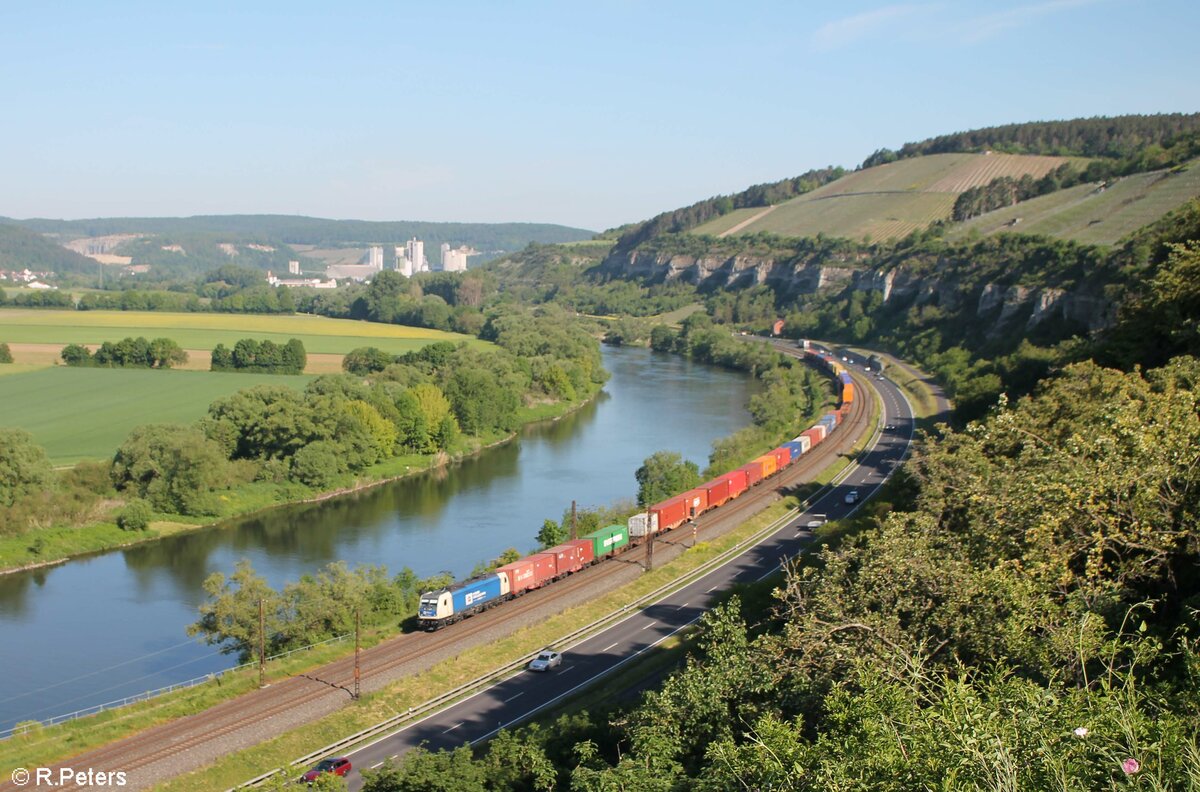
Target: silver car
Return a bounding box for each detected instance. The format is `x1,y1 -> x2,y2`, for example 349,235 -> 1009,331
528,650 -> 562,672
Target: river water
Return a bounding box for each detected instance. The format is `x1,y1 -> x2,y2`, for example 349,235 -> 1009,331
0,346 -> 757,732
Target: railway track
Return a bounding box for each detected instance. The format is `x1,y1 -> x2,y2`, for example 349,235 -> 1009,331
2,356 -> 869,791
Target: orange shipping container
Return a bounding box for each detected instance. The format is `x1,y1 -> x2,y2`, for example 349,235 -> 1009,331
842,382 -> 854,404
754,453 -> 778,477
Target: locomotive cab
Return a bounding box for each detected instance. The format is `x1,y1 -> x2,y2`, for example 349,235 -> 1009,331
418,589 -> 454,625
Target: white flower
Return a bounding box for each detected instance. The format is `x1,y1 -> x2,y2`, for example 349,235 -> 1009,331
1074,727 -> 1089,738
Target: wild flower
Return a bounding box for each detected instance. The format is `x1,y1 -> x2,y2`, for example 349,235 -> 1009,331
1073,727 -> 1088,738
1122,758 -> 1141,775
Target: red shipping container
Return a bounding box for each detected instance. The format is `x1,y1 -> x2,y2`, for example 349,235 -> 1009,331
682,487 -> 708,518
702,477 -> 732,508
538,540 -> 594,578
738,461 -> 764,487
721,468 -> 749,500
497,553 -> 557,594
651,496 -> 690,532
772,446 -> 792,469
802,427 -> 824,447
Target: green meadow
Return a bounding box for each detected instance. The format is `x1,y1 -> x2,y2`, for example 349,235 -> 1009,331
0,367 -> 317,465
0,309 -> 486,355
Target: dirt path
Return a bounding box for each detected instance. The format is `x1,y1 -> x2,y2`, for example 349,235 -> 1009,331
717,205 -> 777,237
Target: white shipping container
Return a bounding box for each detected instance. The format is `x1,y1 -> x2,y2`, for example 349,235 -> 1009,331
627,511 -> 660,538
796,435 -> 811,454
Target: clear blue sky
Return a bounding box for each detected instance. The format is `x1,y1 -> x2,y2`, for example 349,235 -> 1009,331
1,1 -> 1197,231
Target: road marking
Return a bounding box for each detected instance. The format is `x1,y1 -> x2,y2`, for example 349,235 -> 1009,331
561,665 -> 574,673
705,584 -> 719,593
603,641 -> 619,652
504,691 -> 524,703
443,722 -> 462,734
371,762 -> 384,769
677,601 -> 690,610
642,621 -> 656,630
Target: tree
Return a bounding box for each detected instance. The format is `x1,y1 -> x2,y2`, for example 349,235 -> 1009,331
60,343 -> 93,366
0,343 -> 12,364
111,424 -> 230,515
343,346 -> 394,375
635,451 -> 701,507
210,342 -> 233,371
537,519 -> 566,549
0,429 -> 54,508
408,384 -> 454,439
149,337 -> 188,368
187,559 -> 285,660
290,440 -> 348,488
361,746 -> 486,792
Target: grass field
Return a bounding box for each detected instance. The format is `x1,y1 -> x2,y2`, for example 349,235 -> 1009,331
692,152 -> 1085,242
0,367 -> 316,464
0,310 -> 485,355
947,158 -> 1200,246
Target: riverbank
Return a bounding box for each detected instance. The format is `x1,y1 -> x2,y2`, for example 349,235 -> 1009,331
0,385 -> 604,576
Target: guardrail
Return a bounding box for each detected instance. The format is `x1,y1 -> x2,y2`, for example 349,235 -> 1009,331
230,456 -> 866,790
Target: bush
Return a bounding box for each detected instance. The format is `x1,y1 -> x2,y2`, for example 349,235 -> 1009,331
0,342 -> 12,364
116,499 -> 153,531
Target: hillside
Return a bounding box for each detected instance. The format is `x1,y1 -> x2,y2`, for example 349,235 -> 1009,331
692,152 -> 1087,241
945,157 -> 1200,245
0,222 -> 98,274
11,214 -> 594,252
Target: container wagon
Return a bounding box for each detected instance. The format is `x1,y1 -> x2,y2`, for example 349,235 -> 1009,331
722,468 -> 749,500
702,476 -> 735,508
738,460 -> 766,487
628,511 -> 660,538
538,540 -> 594,578
496,554 -> 557,595
584,524 -> 630,559
753,454 -> 778,478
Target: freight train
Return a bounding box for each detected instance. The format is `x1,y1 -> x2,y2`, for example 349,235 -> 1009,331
417,350 -> 855,630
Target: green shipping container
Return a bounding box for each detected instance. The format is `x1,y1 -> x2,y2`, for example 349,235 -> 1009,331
586,524 -> 630,558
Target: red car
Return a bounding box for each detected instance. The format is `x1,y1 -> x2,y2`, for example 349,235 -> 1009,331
302,756 -> 352,782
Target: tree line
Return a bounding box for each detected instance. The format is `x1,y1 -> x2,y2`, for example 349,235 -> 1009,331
862,111 -> 1200,166
60,337 -> 188,369
211,338 -> 306,374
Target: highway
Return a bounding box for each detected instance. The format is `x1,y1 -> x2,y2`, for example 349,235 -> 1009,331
335,347 -> 919,790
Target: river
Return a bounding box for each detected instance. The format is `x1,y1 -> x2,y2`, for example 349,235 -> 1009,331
0,346 -> 757,732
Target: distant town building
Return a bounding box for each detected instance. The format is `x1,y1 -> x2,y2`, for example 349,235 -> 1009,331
368,246 -> 384,270
440,243 -> 470,272
288,260 -> 301,275
405,238 -> 427,273
266,271 -> 337,289
394,246 -> 412,277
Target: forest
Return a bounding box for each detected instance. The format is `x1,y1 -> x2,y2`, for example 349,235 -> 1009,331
862,111 -> 1200,166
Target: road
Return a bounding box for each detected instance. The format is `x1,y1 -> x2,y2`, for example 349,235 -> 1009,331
334,349 -> 920,790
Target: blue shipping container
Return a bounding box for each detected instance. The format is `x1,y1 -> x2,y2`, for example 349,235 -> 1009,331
839,372 -> 853,384
450,575 -> 503,614
783,441 -> 805,458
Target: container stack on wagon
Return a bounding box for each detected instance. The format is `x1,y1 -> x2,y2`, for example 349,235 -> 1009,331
417,344 -> 860,630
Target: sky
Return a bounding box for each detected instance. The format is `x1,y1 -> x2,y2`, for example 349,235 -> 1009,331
1,1 -> 1197,232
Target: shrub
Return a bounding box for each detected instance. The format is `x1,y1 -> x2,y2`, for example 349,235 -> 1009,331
116,499 -> 153,531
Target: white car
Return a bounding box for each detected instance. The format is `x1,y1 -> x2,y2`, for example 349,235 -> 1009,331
844,490 -> 860,505
528,650 -> 562,672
